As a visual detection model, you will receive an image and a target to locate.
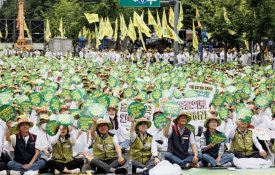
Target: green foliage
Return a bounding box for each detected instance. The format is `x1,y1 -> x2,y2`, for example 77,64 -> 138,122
0,0 -> 274,45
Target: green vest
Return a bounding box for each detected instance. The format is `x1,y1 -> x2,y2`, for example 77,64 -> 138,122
52,138 -> 73,163
232,129 -> 254,156
130,133 -> 153,164
272,142 -> 275,152
93,133 -> 116,160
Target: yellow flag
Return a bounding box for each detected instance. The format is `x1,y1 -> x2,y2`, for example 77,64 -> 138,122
166,24 -> 183,44
223,7 -> 231,25
95,24 -> 101,49
169,7 -> 174,27
24,20 -> 31,39
148,9 -> 157,26
58,18 -> 64,38
45,18 -> 51,42
84,13 -> 99,24
196,8 -> 202,28
127,18 -> 137,42
178,2 -> 183,31
133,11 -> 151,37
155,10 -> 162,38
192,20 -> 198,50
162,9 -> 169,38
114,18 -> 118,41
105,17 -> 113,38
120,14 -> 128,40
138,29 -> 146,51
98,18 -> 105,40
5,20 -> 8,39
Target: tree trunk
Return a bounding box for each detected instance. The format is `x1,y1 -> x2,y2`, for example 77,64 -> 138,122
224,43 -> 228,63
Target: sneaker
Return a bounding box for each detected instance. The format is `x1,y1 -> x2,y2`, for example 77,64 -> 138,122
10,170 -> 21,175
0,170 -> 7,175
114,167 -> 127,174
136,168 -> 144,173
54,169 -> 61,175
24,170 -> 39,175
70,168 -> 80,174
222,162 -> 232,167
109,168 -> 116,173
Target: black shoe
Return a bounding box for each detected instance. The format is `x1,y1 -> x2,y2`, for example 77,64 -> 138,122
115,167 -> 127,174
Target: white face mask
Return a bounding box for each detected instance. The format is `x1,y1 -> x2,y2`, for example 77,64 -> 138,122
41,123 -> 47,130
73,119 -> 78,127
109,115 -> 115,119
66,103 -> 71,107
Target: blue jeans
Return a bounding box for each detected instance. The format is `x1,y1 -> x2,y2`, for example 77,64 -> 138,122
165,152 -> 202,169
7,160 -> 45,172
202,153 -> 233,167
119,139 -> 130,149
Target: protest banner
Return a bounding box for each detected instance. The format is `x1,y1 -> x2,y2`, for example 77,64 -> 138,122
185,82 -> 216,100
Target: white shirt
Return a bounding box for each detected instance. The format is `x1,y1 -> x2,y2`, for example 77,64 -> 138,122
105,116 -> 130,143
167,126 -> 196,145
10,133 -> 41,151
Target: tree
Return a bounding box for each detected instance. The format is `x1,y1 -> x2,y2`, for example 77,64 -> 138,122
42,0 -> 82,40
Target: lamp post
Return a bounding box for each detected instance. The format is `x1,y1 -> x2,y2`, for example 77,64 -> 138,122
172,0 -> 179,65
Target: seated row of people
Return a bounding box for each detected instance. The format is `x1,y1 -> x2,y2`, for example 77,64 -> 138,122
0,106 -> 271,174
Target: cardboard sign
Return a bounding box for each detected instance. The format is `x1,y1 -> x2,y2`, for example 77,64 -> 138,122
218,107 -> 229,120
163,101 -> 181,117
128,102 -> 146,119
77,116 -> 93,131
19,101 -> 32,113
86,103 -> 107,118
153,114 -> 168,129
118,100 -> 154,129
255,95 -> 270,108
29,92 -> 43,106
185,82 -> 216,100
61,89 -> 71,99
70,89 -> 83,101
0,105 -> 17,122
46,120 -> 60,136
56,114 -> 74,127
209,133 -> 226,144
0,93 -> 14,105
49,97 -> 61,112
95,95 -> 110,108
152,89 -> 162,100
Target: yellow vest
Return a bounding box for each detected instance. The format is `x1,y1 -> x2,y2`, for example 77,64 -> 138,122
52,139 -> 73,163
93,134 -> 116,160
232,129 -> 254,156
130,133 -> 153,164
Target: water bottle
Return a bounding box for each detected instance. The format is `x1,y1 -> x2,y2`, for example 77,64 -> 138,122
127,159 -> 132,174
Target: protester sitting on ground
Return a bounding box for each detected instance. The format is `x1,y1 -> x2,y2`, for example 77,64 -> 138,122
105,105 -> 130,152
45,125 -> 84,174
129,117 -> 160,174
89,117 -> 127,174
0,118 -> 11,172
200,116 -> 233,167
147,109 -> 168,151
6,116 -> 45,174
228,118 -> 267,158
35,116 -> 52,161
163,113 -> 202,169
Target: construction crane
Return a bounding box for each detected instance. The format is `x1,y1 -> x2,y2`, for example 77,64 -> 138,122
15,0 -> 32,50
